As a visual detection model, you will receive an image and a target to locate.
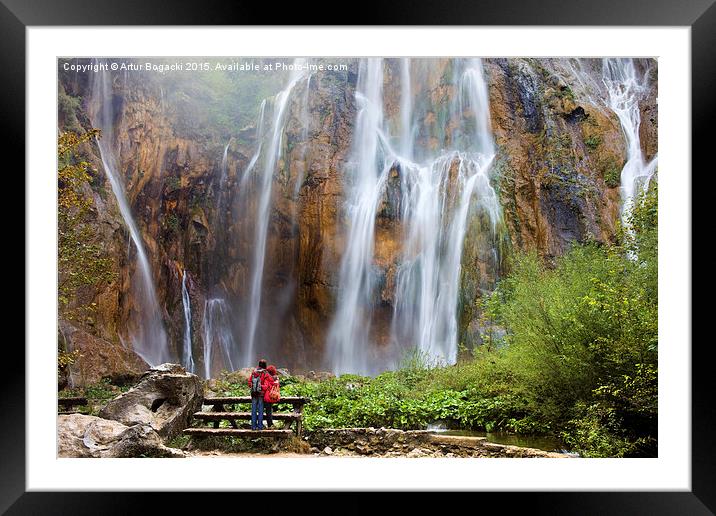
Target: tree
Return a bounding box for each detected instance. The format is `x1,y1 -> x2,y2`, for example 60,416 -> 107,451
58,129 -> 116,372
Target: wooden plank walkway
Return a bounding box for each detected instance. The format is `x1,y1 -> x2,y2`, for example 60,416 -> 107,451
201,396 -> 308,406
193,412 -> 300,421
184,396 -> 310,438
184,428 -> 293,438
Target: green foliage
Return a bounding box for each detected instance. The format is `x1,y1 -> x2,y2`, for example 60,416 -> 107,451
58,130 -> 117,321
58,130 -> 117,376
603,165 -> 621,188
484,183 -> 658,456
584,134 -> 602,150
556,85 -> 575,102
59,378 -> 130,415
58,349 -> 80,369
158,58 -> 286,140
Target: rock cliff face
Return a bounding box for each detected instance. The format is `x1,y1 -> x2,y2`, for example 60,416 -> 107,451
58,58 -> 657,381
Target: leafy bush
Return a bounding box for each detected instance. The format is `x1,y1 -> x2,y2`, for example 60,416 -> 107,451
484,182 -> 658,456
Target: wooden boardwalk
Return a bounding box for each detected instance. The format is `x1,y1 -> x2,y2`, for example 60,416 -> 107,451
184,396 -> 309,438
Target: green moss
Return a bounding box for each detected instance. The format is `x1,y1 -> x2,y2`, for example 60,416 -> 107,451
584,134 -> 602,151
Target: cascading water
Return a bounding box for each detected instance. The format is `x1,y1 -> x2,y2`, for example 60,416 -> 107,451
602,58 -> 658,218
239,100 -> 266,188
328,58 -> 501,374
220,141 -> 230,186
88,63 -> 171,366
243,59 -> 309,366
391,59 -> 500,366
202,298 -> 237,379
181,270 -> 195,373
327,58 -> 388,375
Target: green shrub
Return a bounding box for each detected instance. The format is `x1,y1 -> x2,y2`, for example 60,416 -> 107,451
604,165 -> 621,187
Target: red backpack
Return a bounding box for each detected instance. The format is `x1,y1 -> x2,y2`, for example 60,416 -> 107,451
266,380 -> 281,403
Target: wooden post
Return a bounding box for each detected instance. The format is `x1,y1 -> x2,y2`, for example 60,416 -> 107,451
293,401 -> 303,437
212,403 -> 223,429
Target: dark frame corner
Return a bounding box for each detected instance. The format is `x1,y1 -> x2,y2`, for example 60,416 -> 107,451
8,0 -> 710,513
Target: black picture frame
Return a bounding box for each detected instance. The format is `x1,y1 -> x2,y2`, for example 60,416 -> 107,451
7,0 -> 708,512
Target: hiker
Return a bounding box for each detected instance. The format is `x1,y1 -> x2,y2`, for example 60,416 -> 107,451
248,359 -> 271,430
263,365 -> 280,428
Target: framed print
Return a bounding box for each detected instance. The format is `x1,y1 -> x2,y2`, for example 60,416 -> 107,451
8,0 -> 710,512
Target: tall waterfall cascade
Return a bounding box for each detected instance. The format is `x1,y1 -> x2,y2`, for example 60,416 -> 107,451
88,62 -> 171,367
327,58 -> 502,374
243,58 -> 311,366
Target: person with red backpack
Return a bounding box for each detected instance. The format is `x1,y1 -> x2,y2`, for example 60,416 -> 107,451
263,365 -> 281,428
247,359 -> 272,430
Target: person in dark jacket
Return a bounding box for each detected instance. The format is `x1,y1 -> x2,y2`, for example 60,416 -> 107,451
247,359 -> 270,430
263,365 -> 279,428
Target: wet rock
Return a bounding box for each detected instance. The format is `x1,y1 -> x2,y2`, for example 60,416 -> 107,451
58,414 -> 184,458
98,363 -> 203,440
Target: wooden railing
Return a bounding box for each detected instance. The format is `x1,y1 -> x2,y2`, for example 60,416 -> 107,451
184,396 -> 309,439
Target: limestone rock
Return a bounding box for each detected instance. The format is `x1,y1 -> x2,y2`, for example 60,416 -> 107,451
58,414 -> 184,458
98,363 -> 202,439
59,320 -> 148,388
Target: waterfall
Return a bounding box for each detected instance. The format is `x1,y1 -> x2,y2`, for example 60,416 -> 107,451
181,270 -> 195,373
328,58 -> 501,374
326,59 -> 387,375
88,63 -> 171,366
391,59 -> 499,366
239,100 -> 267,188
202,298 -> 236,379
399,58 -> 413,158
602,58 -> 658,219
243,59 -> 309,366
220,141 -> 230,188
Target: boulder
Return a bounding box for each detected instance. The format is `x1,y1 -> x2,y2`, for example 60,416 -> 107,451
98,363 -> 202,440
59,320 -> 148,388
306,371 -> 336,382
58,414 -> 184,458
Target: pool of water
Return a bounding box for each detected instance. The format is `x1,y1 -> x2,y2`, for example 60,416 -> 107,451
428,428 -> 571,454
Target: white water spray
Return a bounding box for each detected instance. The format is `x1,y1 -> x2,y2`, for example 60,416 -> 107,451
181,270 -> 195,373
202,298 -> 236,379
